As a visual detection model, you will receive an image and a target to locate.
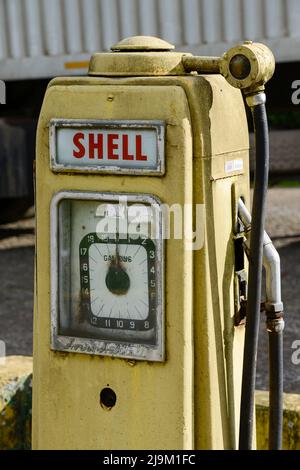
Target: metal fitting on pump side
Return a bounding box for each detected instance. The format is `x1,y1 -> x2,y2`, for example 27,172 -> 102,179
220,41 -> 275,95
182,41 -> 275,96
266,315 -> 285,334
246,92 -> 266,108
238,198 -> 284,315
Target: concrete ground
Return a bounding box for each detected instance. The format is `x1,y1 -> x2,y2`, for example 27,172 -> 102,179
0,189 -> 299,392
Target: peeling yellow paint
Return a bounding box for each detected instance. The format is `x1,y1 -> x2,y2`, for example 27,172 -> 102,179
34,38 -> 250,450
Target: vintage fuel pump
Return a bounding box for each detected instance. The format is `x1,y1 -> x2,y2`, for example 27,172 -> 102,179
33,36 -> 283,450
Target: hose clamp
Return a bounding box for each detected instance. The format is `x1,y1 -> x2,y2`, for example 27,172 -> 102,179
266,315 -> 285,334
246,92 -> 266,107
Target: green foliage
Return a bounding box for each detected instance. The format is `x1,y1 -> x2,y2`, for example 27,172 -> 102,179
268,110 -> 300,130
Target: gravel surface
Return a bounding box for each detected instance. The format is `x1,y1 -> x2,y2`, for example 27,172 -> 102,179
0,189 -> 299,392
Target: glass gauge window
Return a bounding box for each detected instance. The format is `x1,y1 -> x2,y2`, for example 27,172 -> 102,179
51,192 -> 164,362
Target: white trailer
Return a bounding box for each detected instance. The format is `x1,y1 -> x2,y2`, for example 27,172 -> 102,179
0,0 -> 300,81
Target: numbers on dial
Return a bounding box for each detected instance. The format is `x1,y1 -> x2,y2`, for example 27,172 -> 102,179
79,235 -> 157,332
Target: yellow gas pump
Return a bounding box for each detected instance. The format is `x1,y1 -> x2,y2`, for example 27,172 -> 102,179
33,36 -> 277,450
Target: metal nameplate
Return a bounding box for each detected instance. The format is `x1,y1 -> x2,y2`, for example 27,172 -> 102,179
50,119 -> 165,175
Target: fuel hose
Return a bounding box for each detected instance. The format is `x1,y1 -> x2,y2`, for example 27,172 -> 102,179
239,93 -> 269,450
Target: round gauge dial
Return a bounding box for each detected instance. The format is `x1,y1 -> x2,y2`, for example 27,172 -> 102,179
80,235 -> 157,332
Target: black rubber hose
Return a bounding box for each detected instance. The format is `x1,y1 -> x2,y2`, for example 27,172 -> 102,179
268,327 -> 283,449
239,102 -> 269,450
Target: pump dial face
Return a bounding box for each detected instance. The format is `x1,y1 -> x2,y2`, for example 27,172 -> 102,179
80,236 -> 157,332
52,193 -> 164,362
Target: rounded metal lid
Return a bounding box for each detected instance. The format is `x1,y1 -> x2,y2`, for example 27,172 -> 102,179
111,36 -> 175,52
89,35 -> 190,76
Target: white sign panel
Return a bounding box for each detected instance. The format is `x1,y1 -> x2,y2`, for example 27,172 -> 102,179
50,120 -> 165,175
225,159 -> 244,173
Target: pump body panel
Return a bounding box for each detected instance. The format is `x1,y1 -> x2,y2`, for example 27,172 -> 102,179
33,70 -> 249,450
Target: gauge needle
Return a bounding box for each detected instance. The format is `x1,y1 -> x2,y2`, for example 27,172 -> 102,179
115,237 -> 120,262
105,239 -> 130,296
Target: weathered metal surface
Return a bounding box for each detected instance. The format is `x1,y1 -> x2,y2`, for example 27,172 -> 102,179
34,59 -> 249,449
3,373 -> 300,451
